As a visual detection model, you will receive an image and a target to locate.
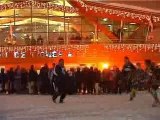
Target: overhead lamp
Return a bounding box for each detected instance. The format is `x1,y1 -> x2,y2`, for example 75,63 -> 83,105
123,27 -> 128,30
103,18 -> 108,21
130,23 -> 136,25
102,63 -> 109,69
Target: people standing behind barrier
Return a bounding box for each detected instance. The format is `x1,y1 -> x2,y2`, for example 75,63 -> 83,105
75,67 -> 83,94
28,65 -> 38,94
7,67 -> 15,94
101,68 -> 110,94
52,59 -> 67,103
67,68 -> 76,94
87,67 -> 95,94
0,68 -> 8,94
30,36 -> 36,45
108,66 -> 117,94
81,67 -> 90,94
109,66 -> 122,94
94,68 -> 101,95
14,65 -> 22,93
122,56 -> 136,93
37,35 -> 43,45
39,64 -> 50,94
115,67 -> 123,94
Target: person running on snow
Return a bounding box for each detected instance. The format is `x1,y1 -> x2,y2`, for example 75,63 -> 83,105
144,59 -> 160,107
52,59 -> 67,103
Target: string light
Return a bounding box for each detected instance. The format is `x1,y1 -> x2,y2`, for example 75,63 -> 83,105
0,0 -> 159,22
76,0 -> 160,22
0,44 -> 160,55
0,0 -> 78,13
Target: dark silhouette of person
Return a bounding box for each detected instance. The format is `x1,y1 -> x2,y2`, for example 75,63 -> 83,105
31,36 -> 36,45
25,35 -> 30,46
37,35 -> 43,45
52,59 -> 67,103
122,56 -> 136,93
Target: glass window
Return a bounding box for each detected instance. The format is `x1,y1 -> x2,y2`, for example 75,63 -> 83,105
32,17 -> 48,25
15,17 -> 31,25
49,24 -> 64,32
0,26 -> 10,46
66,17 -> 81,24
82,25 -> 94,32
15,9 -> 31,16
0,17 -> 14,25
32,9 -> 48,16
128,24 -> 138,32
32,33 -> 47,44
65,13 -> 79,17
0,9 -> 14,17
49,10 -> 64,16
65,24 -> 81,32
49,16 -> 64,32
14,25 -> 32,33
49,32 -> 65,44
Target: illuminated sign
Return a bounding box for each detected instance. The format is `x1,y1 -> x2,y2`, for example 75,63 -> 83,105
0,52 -> 8,58
14,52 -> 26,58
0,51 -> 73,58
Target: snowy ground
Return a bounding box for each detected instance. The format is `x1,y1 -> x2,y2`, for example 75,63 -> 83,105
0,92 -> 160,120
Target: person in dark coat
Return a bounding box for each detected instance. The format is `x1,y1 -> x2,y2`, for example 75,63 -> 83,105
21,68 -> 28,93
144,60 -> 160,107
75,67 -> 83,94
81,67 -> 89,94
94,68 -> 101,94
30,36 -> 36,45
122,56 -> 136,93
39,64 -> 50,94
37,35 -> 43,45
67,68 -> 76,94
7,67 -> 15,94
52,59 -> 67,103
87,67 -> 95,94
14,65 -> 22,93
0,68 -> 8,93
28,65 -> 38,94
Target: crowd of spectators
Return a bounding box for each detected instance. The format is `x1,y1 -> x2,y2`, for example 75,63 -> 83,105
0,58 -> 160,95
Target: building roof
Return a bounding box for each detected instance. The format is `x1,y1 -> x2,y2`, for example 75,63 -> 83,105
86,0 -> 160,11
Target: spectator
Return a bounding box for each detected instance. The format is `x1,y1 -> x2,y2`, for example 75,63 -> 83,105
14,65 -> 22,93
75,67 -> 83,94
28,65 -> 38,94
7,67 -> 15,94
0,68 -> 8,94
37,35 -> 43,45
39,64 -> 50,94
94,68 -> 101,95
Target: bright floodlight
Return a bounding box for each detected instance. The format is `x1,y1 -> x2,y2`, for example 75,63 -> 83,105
103,63 -> 109,69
